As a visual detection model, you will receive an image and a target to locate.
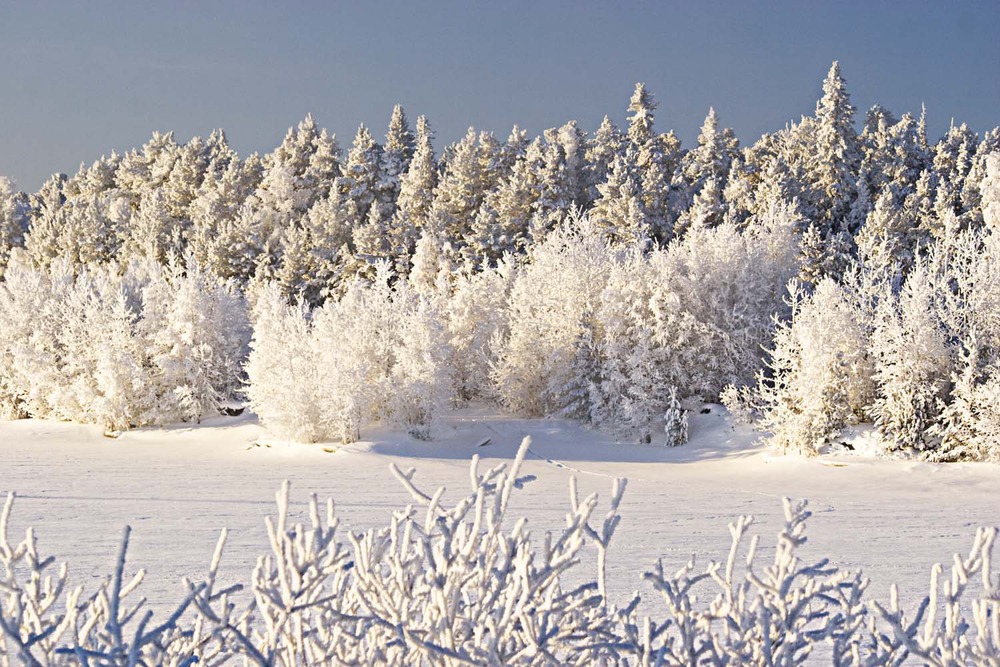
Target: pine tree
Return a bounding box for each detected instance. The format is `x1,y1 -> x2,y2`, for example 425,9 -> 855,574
674,108 -> 738,234
674,176 -> 725,237
470,151 -> 536,267
124,189 -> 182,262
556,120 -> 588,206
188,157 -> 259,275
980,152 -> 1000,230
333,124 -> 383,228
0,178 -> 27,278
584,116 -> 626,206
933,122 -> 979,220
627,82 -> 657,148
427,128 -> 483,264
856,188 -> 920,274
476,130 -> 504,196
529,129 -> 573,244
591,151 -> 647,245
663,387 -> 689,447
376,104 -> 415,224
304,127 -> 342,203
812,61 -> 861,233
114,131 -> 180,212
389,116 -> 438,275
641,134 -> 679,243
960,130 -> 1000,228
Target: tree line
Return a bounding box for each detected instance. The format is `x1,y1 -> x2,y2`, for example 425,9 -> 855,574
0,62 -> 998,457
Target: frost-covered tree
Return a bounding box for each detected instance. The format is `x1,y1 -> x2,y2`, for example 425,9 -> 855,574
933,121 -> 979,221
362,104 -> 415,245
244,282 -> 323,442
980,152 -> 1000,229
0,178 -> 27,278
388,115 -> 438,275
495,218 -> 617,417
649,205 -> 802,400
590,151 -> 647,245
670,108 -> 739,234
641,132 -> 681,242
333,124 -> 382,231
188,156 -> 262,278
757,278 -> 875,454
588,251 -> 670,442
674,176 -> 725,236
868,261 -> 952,452
443,259 -> 515,402
627,82 -> 657,148
0,255 -> 248,430
24,192 -> 121,268
469,151 -> 536,267
140,258 -> 250,423
856,187 -> 921,274
530,128 -> 574,241
810,61 -> 861,232
247,264 -> 453,443
584,115 -> 626,205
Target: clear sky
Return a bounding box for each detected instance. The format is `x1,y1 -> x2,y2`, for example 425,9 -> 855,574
0,1 -> 997,191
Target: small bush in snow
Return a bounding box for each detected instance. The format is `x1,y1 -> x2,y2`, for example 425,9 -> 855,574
662,386 -> 688,446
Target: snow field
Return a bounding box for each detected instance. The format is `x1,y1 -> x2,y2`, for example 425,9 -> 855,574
2,407 -> 998,616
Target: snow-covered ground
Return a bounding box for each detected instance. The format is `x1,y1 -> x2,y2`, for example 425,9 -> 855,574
2,406 -> 999,617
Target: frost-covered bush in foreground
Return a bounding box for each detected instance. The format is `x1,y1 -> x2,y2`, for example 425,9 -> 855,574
3,439 -> 1000,666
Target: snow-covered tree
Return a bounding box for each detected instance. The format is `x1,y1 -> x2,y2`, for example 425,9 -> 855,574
856,187 -> 921,274
427,128 -> 485,265
140,257 -> 251,423
671,108 -> 738,234
247,264 -> 453,443
244,282 -> 324,442
588,251 -> 671,442
980,152 -> 1000,229
584,115 -> 626,205
590,151 -> 647,245
389,115 -> 438,275
810,61 -> 861,232
443,259 -> 515,402
869,260 -> 952,452
469,153 -> 536,266
626,82 -> 657,148
757,278 -> 875,454
0,178 -> 27,278
0,255 -> 248,430
494,217 -> 617,417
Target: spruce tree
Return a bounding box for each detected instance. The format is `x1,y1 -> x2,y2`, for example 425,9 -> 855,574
627,82 -> 657,148
812,61 -> 861,233
389,116 -> 438,274
585,116 -> 626,206
591,151 -> 647,245
0,178 -> 27,278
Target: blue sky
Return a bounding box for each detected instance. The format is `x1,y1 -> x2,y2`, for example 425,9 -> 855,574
0,1 -> 997,191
